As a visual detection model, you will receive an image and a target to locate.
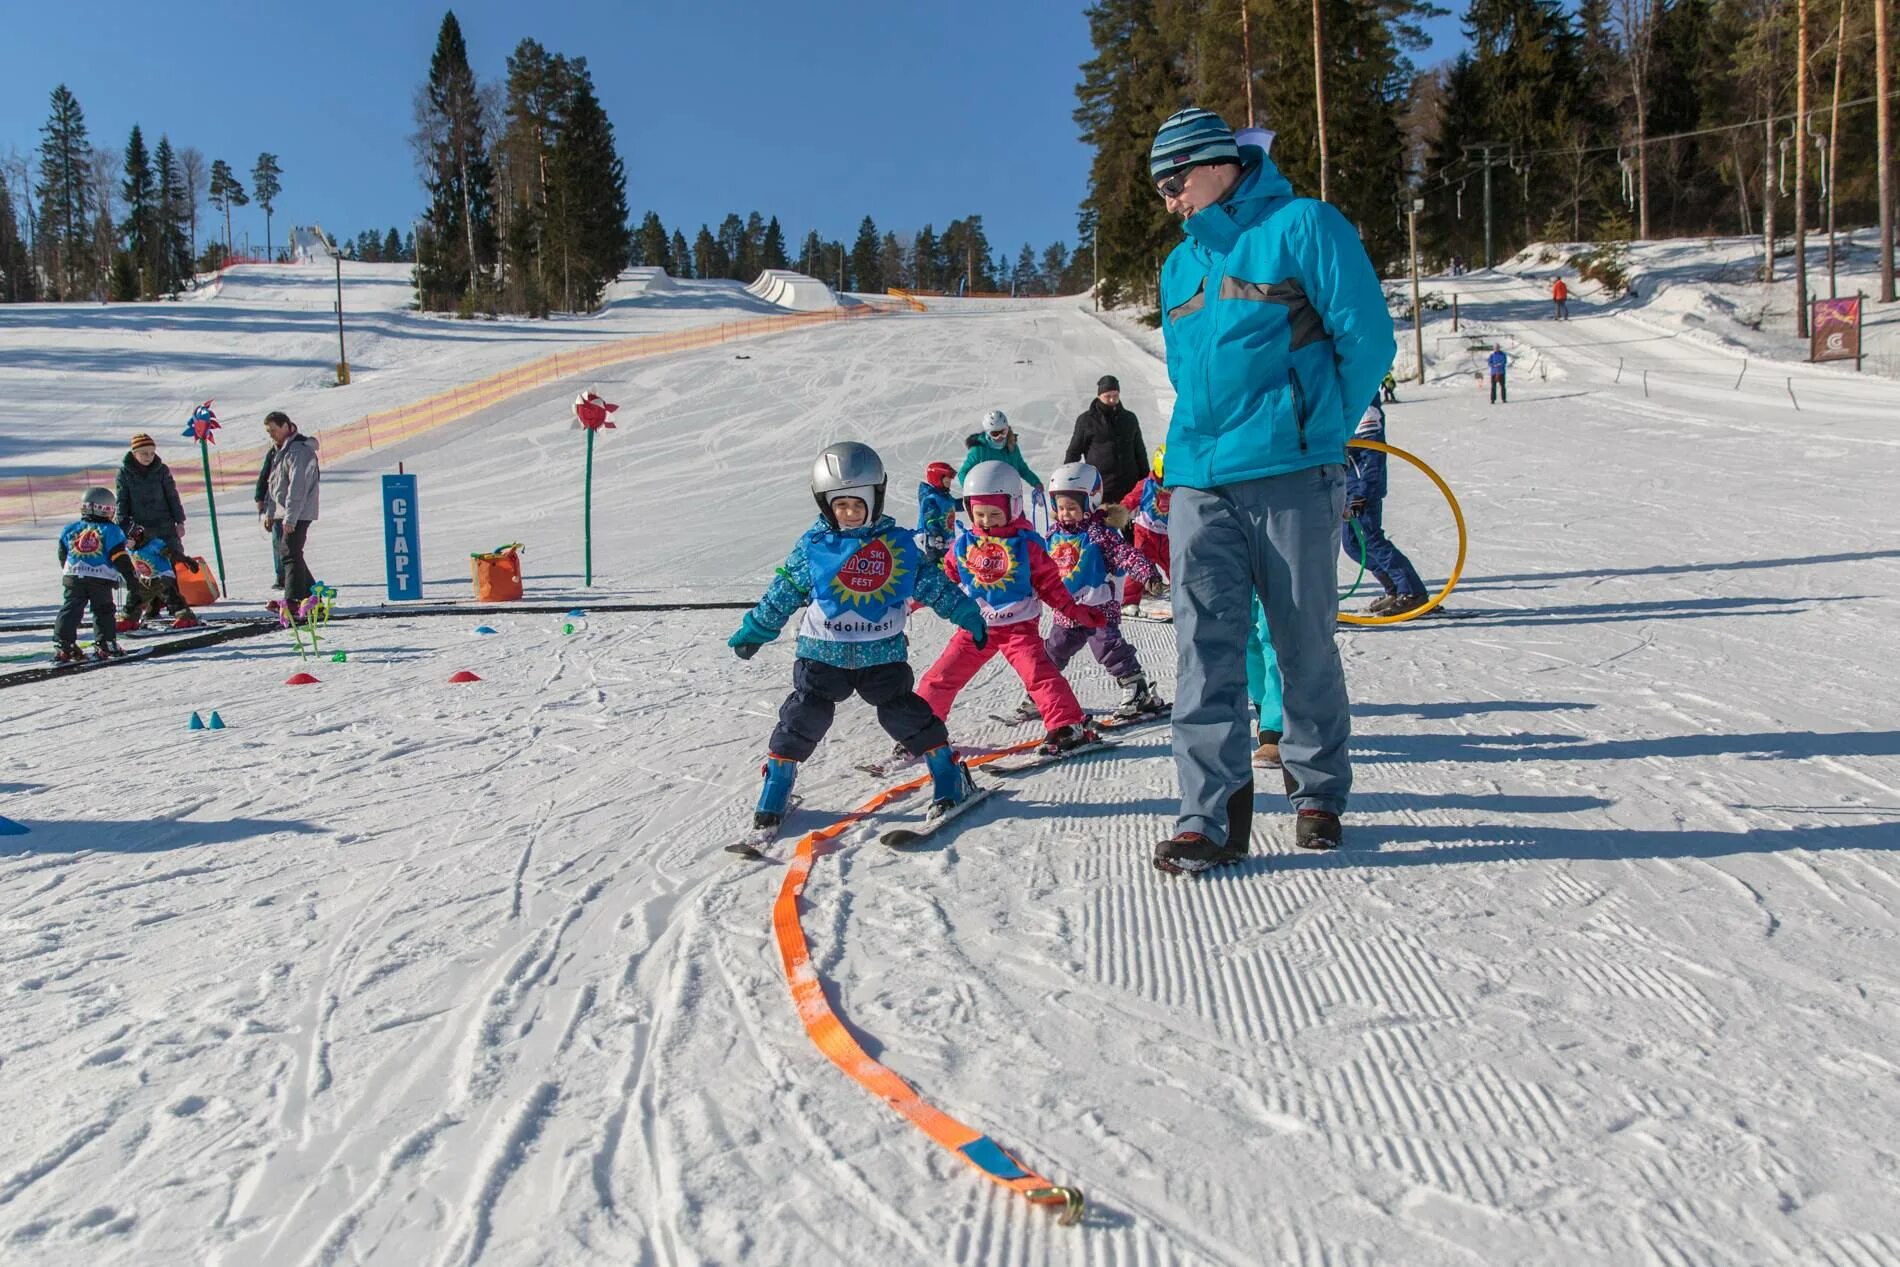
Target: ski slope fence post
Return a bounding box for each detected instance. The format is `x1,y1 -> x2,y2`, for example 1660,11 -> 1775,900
1735,360 -> 1748,389
1615,358 -> 1624,384
1452,294 -> 1459,331
1787,378 -> 1801,410
1643,369 -> 1650,397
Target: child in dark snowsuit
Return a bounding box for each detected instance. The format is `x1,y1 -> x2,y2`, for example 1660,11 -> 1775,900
1343,401 -> 1427,616
121,528 -> 201,629
730,442 -> 988,837
916,460 -> 958,564
55,486 -> 139,662
1039,461 -> 1167,719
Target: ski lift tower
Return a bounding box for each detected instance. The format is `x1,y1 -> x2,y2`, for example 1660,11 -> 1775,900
1462,142 -> 1509,270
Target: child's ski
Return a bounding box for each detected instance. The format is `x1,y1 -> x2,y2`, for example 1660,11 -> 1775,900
726,796 -> 801,861
878,784 -> 997,849
982,737 -> 1117,777
1094,704 -> 1172,732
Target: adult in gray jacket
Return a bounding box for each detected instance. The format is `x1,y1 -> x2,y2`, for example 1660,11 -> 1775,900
263,411 -> 320,608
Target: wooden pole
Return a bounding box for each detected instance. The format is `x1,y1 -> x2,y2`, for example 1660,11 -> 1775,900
1878,0 -> 1895,301
1409,201 -> 1425,384
1795,0 -> 1810,338
1241,1 -> 1257,127
1311,0 -> 1329,201
1827,0 -> 1846,298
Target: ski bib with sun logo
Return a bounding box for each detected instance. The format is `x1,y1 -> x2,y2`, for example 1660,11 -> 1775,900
1134,479 -> 1171,534
951,526 -> 1040,624
59,519 -> 129,582
1046,527 -> 1112,607
132,539 -> 175,582
797,529 -> 920,644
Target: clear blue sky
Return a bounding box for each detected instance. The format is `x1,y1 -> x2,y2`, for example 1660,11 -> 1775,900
3,2 -> 1467,261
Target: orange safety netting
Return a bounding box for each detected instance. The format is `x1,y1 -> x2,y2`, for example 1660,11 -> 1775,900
770,743 -> 1085,1225
1,302 -> 910,527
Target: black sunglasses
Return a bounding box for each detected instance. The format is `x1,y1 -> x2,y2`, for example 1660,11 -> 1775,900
1156,167 -> 1195,199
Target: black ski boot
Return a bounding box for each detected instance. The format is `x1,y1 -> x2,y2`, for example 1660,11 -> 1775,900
1295,810 -> 1343,850
1038,723 -> 1100,755
54,642 -> 85,665
1154,786 -> 1252,876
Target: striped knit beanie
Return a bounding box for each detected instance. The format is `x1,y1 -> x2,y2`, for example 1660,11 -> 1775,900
129,432 -> 156,451
1150,108 -> 1240,180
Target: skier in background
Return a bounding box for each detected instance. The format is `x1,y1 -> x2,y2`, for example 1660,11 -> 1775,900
1488,345 -> 1509,403
1118,447 -> 1172,616
916,460 -> 958,565
728,442 -> 988,841
1551,276 -> 1569,320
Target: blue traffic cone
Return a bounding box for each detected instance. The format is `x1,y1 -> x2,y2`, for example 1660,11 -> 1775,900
474,625 -> 498,635
208,712 -> 226,730
0,816 -> 27,836
189,711 -> 205,730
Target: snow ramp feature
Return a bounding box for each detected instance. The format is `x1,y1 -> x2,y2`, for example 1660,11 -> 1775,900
745,269 -> 839,312
603,266 -> 677,302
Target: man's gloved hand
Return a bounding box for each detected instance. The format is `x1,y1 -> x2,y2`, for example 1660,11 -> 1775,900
727,612 -> 776,660
1344,497 -> 1367,521
1143,575 -> 1166,597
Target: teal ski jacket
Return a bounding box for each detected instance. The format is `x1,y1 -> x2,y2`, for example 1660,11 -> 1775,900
1157,147 -> 1395,489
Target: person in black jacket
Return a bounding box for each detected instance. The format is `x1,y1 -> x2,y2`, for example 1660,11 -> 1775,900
1064,376 -> 1149,508
114,432 -> 187,559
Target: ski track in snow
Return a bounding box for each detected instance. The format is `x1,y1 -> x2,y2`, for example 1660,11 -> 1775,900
3,273 -> 1900,1264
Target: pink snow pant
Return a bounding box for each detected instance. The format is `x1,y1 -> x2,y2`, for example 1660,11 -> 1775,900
1122,526 -> 1170,606
917,620 -> 1085,730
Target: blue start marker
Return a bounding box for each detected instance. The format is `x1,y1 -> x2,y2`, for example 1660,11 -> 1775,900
383,473 -> 423,602
0,817 -> 27,836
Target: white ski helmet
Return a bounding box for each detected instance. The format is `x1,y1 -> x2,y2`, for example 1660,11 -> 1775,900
809,441 -> 887,530
81,486 -> 117,519
1047,461 -> 1103,512
960,459 -> 1026,522
980,409 -> 1010,446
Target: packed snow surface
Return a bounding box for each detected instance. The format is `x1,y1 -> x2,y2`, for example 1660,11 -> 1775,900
2,265 -> 1899,1266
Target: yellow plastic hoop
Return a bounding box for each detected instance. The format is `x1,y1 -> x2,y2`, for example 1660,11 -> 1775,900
1336,438 -> 1467,626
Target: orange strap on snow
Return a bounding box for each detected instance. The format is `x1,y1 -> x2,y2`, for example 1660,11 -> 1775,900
769,745 -> 1086,1226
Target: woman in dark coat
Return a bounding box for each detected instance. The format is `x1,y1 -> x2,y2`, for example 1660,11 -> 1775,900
114,432 -> 187,555
1065,375 -> 1149,507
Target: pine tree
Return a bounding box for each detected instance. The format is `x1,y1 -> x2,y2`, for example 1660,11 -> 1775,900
178,147 -> 206,261
121,126 -> 157,296
670,228 -> 692,277
798,228 -> 823,274
1074,0 -> 1179,306
1040,241 -> 1070,294
544,64 -> 631,310
693,224 -> 725,279
498,39 -> 581,312
36,84 -> 95,299
849,215 -> 882,292
412,11 -> 496,311
715,213 -> 746,280
0,176 -> 35,301
252,153 -> 282,260
384,227 -> 403,260
912,224 -> 940,289
739,211 -> 765,280
636,211 -> 670,271
154,137 -> 191,293
761,216 -> 789,269
207,159 -> 247,264
878,231 -> 906,291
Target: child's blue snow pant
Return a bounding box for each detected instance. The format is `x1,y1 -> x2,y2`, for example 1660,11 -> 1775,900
1341,500 -> 1425,597
1171,466 -> 1352,841
770,658 -> 947,761
1244,594 -> 1283,735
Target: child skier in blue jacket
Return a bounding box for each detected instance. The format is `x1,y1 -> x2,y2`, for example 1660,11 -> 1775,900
916,460 -> 958,563
55,486 -> 139,663
729,442 -> 989,841
1343,400 -> 1426,615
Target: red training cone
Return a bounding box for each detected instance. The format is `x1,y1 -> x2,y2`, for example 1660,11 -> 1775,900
448,670 -> 482,683
285,672 -> 321,685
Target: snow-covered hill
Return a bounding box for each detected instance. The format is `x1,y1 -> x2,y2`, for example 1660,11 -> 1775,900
2,273 -> 1899,1266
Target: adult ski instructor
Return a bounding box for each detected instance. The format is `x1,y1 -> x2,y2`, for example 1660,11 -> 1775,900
1147,108 -> 1395,876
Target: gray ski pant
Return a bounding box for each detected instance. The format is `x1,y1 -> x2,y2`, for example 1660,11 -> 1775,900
1170,464 -> 1352,841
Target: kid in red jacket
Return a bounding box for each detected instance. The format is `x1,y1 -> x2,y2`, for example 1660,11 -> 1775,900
917,460 -> 1106,754
1120,446 -> 1172,612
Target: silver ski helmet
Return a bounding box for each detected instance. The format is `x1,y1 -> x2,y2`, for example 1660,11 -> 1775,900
960,459 -> 1026,522
81,486 -> 116,519
810,441 -> 887,530
980,409 -> 1010,447
1047,461 -> 1103,512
